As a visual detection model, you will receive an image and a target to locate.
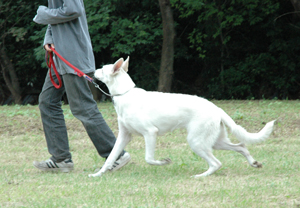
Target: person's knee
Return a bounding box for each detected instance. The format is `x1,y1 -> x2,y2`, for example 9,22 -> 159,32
38,91 -> 62,112
38,92 -> 47,110
70,105 -> 97,120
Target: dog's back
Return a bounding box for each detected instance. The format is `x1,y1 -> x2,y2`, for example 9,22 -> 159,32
113,88 -> 221,136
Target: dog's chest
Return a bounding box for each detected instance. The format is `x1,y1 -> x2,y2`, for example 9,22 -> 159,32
118,115 -> 143,135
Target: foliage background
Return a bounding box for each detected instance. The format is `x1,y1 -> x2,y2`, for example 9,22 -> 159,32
1,0 -> 300,103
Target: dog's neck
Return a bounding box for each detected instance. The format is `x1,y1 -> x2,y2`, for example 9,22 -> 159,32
112,85 -> 135,98
107,71 -> 136,97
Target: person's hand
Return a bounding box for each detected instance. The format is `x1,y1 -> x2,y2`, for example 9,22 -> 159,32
44,44 -> 55,52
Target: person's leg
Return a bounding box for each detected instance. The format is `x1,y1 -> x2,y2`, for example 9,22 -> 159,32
38,71 -> 71,162
62,73 -> 125,158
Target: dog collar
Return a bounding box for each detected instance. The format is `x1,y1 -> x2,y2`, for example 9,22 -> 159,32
112,85 -> 136,97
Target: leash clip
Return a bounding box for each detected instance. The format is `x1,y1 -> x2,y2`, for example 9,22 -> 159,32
92,80 -> 112,97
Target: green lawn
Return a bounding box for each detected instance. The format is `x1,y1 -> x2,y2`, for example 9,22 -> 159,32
0,100 -> 299,207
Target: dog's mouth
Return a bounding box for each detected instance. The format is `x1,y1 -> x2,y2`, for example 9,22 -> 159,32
92,77 -> 110,92
92,75 -> 104,84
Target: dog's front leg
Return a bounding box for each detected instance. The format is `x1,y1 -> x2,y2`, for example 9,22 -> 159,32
89,125 -> 132,177
144,132 -> 172,166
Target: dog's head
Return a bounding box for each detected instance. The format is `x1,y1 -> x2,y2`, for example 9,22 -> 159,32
94,57 -> 129,84
94,57 -> 135,95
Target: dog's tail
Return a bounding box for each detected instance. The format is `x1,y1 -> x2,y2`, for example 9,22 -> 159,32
220,108 -> 276,144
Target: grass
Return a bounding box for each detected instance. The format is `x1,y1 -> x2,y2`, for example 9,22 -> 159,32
0,100 -> 300,207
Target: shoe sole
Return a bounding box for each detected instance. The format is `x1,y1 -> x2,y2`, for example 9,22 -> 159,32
33,162 -> 74,173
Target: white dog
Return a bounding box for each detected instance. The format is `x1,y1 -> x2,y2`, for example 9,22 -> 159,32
89,57 -> 276,178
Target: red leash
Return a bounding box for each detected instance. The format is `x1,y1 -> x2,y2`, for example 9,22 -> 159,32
45,47 -> 93,89
45,49 -> 62,89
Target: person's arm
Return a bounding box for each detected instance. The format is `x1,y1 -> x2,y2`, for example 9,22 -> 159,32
33,0 -> 83,25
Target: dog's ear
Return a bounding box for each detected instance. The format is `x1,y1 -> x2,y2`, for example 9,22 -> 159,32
112,58 -> 124,75
122,56 -> 130,72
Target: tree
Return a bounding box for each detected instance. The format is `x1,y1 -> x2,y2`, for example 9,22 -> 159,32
171,0 -> 299,99
0,0 -> 23,104
0,0 -> 43,104
0,47 -> 22,104
157,0 -> 175,92
84,0 -> 162,91
291,0 -> 300,13
0,0 -> 299,102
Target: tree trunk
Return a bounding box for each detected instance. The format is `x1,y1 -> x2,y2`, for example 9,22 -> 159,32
291,0 -> 300,11
215,0 -> 228,94
291,0 -> 300,17
157,0 -> 175,92
0,46 -> 22,104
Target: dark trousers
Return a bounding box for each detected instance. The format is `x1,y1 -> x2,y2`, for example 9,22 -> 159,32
38,70 -> 123,162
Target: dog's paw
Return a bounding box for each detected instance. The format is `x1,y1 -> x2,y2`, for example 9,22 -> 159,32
161,158 -> 172,165
146,158 -> 172,165
251,161 -> 262,168
191,174 -> 206,178
88,172 -> 103,178
88,173 -> 96,177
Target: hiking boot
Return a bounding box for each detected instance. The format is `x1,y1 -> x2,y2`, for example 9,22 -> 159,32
33,158 -> 74,173
109,152 -> 131,172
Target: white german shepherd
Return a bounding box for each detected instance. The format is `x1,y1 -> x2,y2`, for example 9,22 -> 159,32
89,57 -> 276,178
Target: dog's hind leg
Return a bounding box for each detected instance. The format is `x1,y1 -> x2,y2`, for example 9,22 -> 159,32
213,123 -> 262,168
213,140 -> 262,168
190,148 -> 222,178
143,129 -> 172,166
187,125 -> 222,177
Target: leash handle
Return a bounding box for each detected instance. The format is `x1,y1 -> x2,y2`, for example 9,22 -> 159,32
45,51 -> 63,89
